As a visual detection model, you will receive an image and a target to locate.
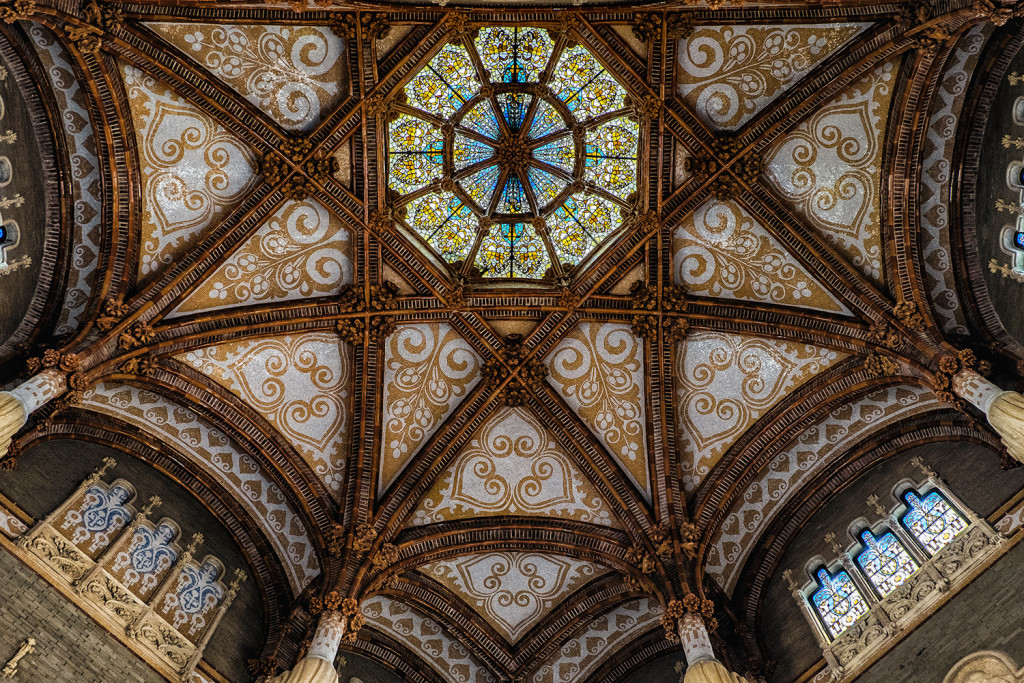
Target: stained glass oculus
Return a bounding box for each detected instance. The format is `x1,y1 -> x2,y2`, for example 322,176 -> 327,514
387,26 -> 639,279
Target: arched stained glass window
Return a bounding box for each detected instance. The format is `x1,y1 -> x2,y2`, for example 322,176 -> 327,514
900,490 -> 968,555
854,529 -> 918,597
810,568 -> 870,639
386,25 -> 639,281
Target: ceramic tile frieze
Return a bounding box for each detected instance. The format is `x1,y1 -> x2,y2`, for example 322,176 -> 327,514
676,24 -> 867,131
675,331 -> 845,494
545,323 -> 651,501
421,553 -> 605,642
170,198 -> 354,317
528,598 -> 662,683
412,407 -> 618,528
674,198 -> 850,314
361,595 -> 498,683
149,23 -> 346,133
379,323 -> 482,494
177,332 -> 352,499
80,382 -> 319,594
28,26 -> 102,334
921,26 -> 988,335
120,62 -> 257,281
764,58 -> 899,286
706,385 -> 940,594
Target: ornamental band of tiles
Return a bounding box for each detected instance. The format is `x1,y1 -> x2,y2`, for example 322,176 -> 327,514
14,457 -> 245,682
787,463 -> 1005,682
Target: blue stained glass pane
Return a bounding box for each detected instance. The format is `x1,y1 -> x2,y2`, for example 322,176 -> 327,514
458,165 -> 501,209
460,101 -> 501,140
404,191 -> 476,261
855,530 -> 918,597
901,491 -> 968,555
476,27 -> 554,83
497,174 -> 528,214
497,93 -> 531,133
527,167 -> 567,207
534,136 -> 575,174
0,224 -> 6,244
529,99 -> 564,140
475,222 -> 551,278
811,568 -> 870,639
1015,231 -> 1024,250
548,193 -> 620,265
405,43 -> 479,118
388,115 -> 444,193
549,44 -> 627,120
454,136 -> 494,170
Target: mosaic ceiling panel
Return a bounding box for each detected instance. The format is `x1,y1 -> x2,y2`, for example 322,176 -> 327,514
545,322 -> 651,501
380,323 -> 482,494
170,198 -> 354,317
149,23 -> 347,133
764,57 -> 898,287
421,552 -> 605,642
362,595 -> 497,683
673,198 -> 850,314
121,62 -> 258,281
528,598 -> 662,683
675,331 -> 846,494
177,332 -> 352,500
676,23 -> 868,131
411,407 -> 618,528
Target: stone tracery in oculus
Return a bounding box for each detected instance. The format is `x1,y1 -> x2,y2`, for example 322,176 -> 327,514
387,25 -> 639,280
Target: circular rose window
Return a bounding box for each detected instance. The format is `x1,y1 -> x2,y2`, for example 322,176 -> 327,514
386,26 -> 640,280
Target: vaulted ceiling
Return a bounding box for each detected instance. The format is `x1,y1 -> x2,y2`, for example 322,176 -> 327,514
2,1 -> 1023,682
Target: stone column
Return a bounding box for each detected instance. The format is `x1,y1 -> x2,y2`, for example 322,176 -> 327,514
678,613 -> 748,683
268,610 -> 347,683
952,370 -> 1024,464
0,370 -> 67,457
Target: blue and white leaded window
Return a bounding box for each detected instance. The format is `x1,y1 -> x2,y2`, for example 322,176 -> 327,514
810,568 -> 870,639
854,529 -> 918,597
900,490 -> 968,555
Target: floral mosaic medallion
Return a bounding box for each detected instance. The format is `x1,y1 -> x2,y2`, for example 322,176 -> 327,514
387,27 -> 640,281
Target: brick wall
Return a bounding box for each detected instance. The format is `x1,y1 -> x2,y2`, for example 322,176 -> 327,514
0,545 -> 167,683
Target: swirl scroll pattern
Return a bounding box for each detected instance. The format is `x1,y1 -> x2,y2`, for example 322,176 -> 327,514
380,324 -> 482,493
412,407 -> 616,527
178,333 -> 351,499
675,331 -> 844,494
149,23 -> 346,133
422,553 -> 602,642
676,24 -> 865,131
706,385 -> 939,594
171,198 -> 354,316
121,63 -> 257,281
545,323 -> 650,501
528,599 -> 661,683
764,59 -> 897,286
674,199 -> 849,314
